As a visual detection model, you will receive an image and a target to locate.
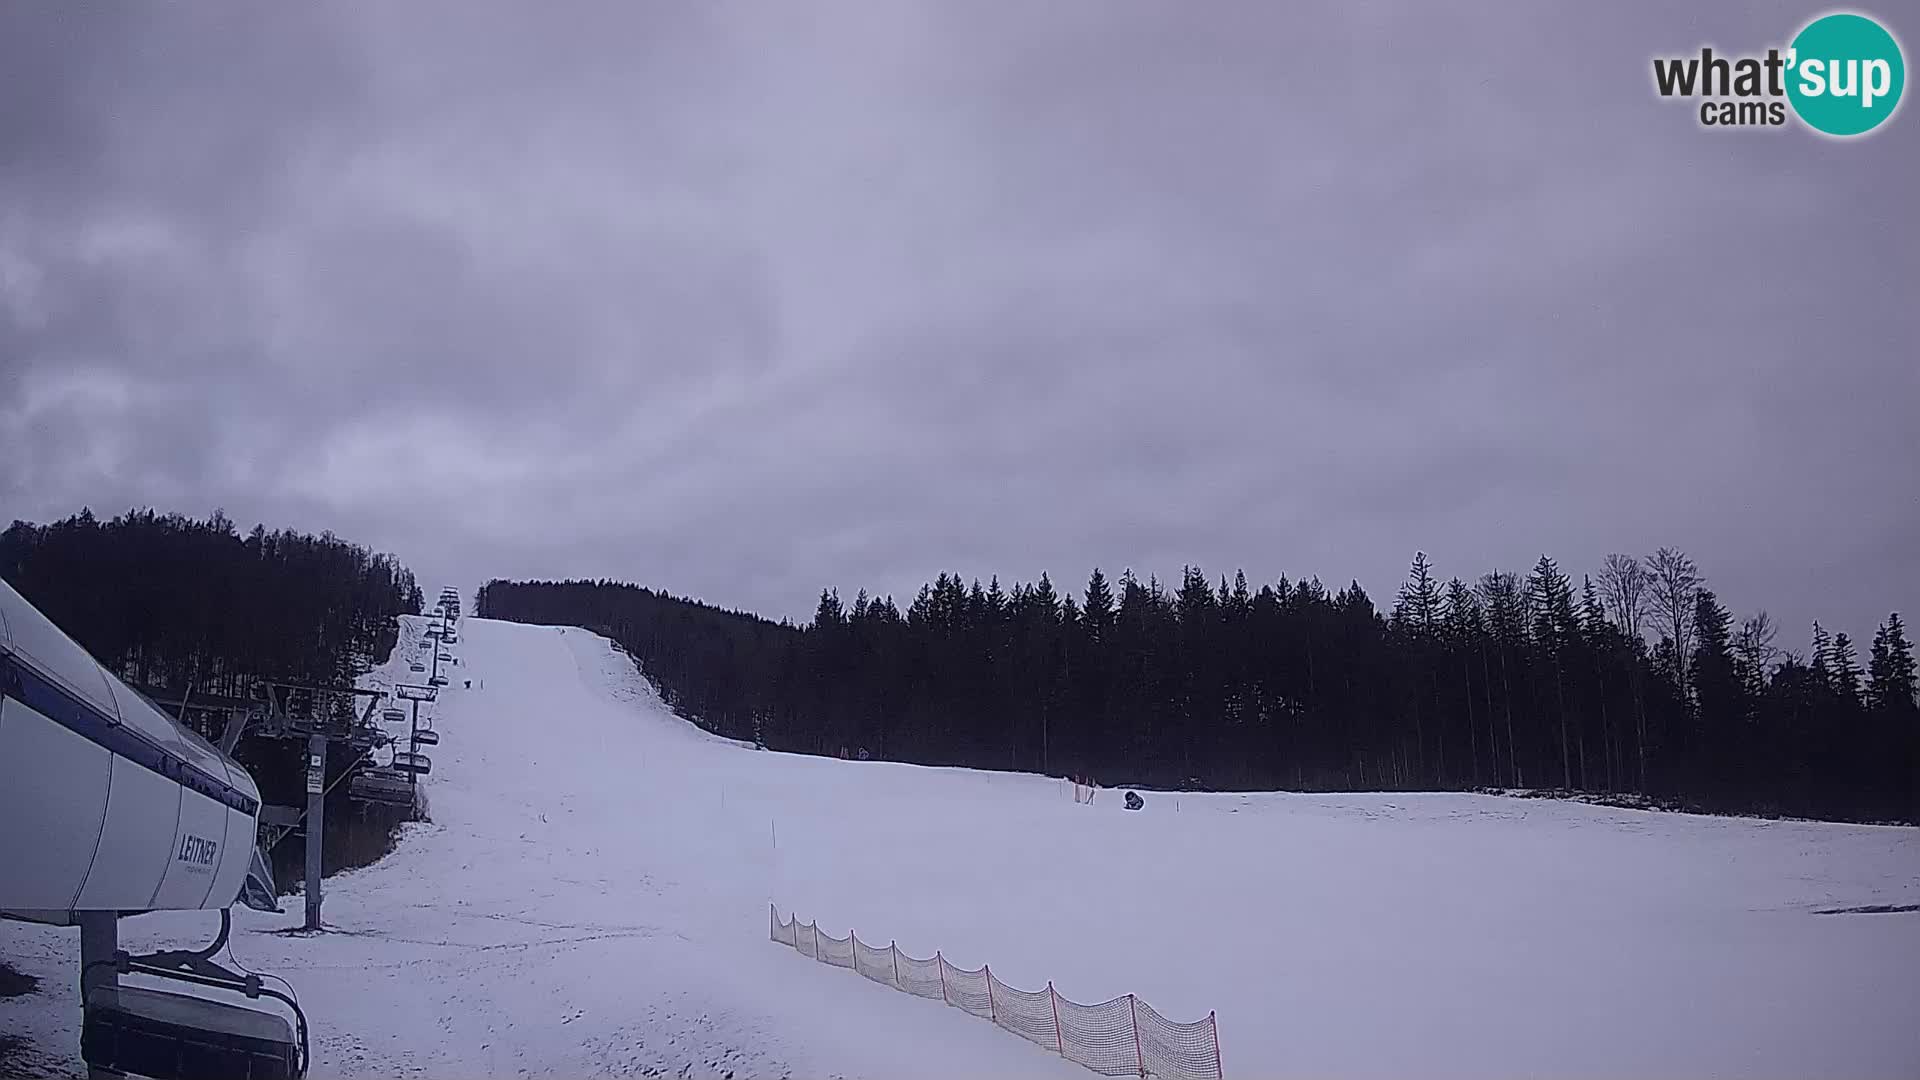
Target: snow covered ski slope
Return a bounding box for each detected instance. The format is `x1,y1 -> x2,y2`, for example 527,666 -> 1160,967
6,614 -> 1919,1078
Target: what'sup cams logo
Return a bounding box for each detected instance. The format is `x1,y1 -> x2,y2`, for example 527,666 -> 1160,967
1653,11 -> 1905,136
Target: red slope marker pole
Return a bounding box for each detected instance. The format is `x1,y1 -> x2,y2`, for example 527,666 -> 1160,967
938,952 -> 949,1005
984,964 -> 996,1023
892,941 -> 901,988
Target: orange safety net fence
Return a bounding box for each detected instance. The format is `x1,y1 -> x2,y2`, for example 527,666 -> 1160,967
771,905 -> 1223,1079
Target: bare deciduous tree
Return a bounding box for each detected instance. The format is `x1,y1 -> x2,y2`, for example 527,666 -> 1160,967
1644,548 -> 1701,684
1598,553 -> 1650,642
1735,611 -> 1779,696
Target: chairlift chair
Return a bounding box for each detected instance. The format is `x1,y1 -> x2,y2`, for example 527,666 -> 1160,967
81,910 -> 308,1080
409,662 -> 425,672
411,729 -> 440,747
391,752 -> 432,775
381,708 -> 406,724
348,768 -> 414,805
429,675 -> 448,687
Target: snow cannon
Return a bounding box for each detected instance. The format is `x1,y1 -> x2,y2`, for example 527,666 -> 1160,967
0,578 -> 308,1079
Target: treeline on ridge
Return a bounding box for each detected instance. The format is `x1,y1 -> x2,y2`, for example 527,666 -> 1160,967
478,551 -> 1917,825
2,508 -> 426,886
2,507 -> 423,695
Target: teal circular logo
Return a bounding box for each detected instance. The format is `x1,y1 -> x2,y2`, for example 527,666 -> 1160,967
1786,13 -> 1905,136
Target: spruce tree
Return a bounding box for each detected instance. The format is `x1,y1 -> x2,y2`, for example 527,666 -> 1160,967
1869,614 -> 1916,713
1395,551 -> 1444,637
1082,568 -> 1115,641
1831,633 -> 1864,707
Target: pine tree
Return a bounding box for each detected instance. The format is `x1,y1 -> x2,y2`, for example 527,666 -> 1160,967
1082,568 -> 1115,642
1831,633 -> 1864,707
1527,556 -> 1577,788
1395,551 -> 1443,637
1868,614 -> 1916,713
1689,590 -> 1741,798
814,588 -> 846,629
1865,613 -> 1918,821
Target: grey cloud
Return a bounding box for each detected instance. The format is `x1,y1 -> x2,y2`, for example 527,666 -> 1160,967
1,1 -> 1914,649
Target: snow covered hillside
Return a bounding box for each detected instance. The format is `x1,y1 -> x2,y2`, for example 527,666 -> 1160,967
5,615 -> 1919,1078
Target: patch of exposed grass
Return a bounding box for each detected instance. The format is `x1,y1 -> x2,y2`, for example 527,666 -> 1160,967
0,959 -> 40,999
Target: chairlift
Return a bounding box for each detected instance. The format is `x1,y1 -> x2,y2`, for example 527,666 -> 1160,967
392,752 -> 432,775
81,910 -> 309,1080
348,767 -> 413,805
429,675 -> 448,686
410,729 -> 440,746
381,708 -> 405,724
437,652 -> 453,662
409,662 -> 425,672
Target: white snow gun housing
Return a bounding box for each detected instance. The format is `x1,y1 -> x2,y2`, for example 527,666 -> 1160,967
0,578 -> 307,1079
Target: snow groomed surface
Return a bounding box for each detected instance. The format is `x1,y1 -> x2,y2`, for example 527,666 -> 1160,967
4,614 -> 1918,1078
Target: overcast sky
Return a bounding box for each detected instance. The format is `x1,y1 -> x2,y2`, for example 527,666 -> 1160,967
2,1 -> 1914,646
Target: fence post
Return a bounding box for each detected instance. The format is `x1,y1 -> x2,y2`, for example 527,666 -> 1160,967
985,965 -> 997,1023
891,941 -> 901,987
1129,993 -> 1144,1078
1210,1010 -> 1222,1079
1049,981 -> 1064,1056
937,952 -> 949,1005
